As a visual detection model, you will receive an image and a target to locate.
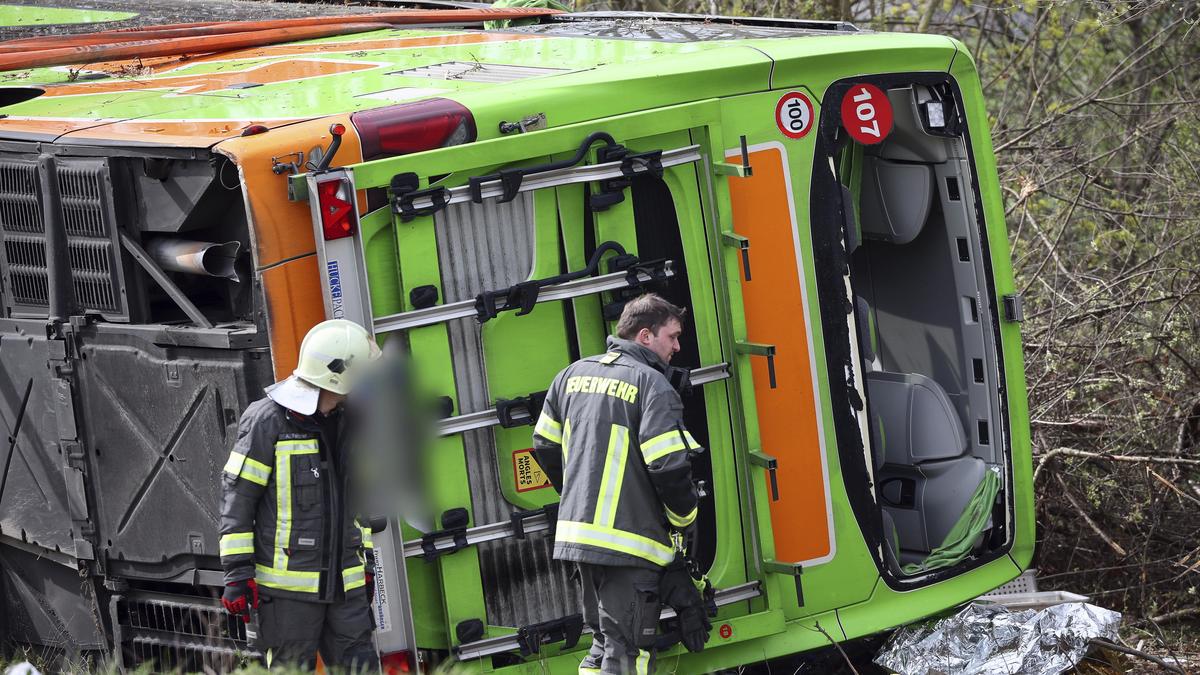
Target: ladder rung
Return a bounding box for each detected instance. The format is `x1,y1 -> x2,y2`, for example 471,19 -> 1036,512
453,581 -> 763,660
373,262 -> 674,334
436,362 -> 731,437
398,145 -> 702,213
403,513 -> 552,559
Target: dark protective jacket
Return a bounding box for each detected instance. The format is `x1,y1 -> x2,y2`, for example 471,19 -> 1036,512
220,397 -> 374,601
533,336 -> 700,569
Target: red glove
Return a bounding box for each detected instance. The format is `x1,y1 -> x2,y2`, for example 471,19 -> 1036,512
222,578 -> 259,622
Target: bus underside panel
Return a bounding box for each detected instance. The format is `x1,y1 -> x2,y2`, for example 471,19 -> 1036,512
0,323 -> 79,557
0,544 -> 105,652
74,326 -> 273,580
0,142 -> 271,660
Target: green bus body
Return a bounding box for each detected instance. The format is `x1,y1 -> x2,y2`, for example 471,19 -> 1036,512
0,14 -> 1032,672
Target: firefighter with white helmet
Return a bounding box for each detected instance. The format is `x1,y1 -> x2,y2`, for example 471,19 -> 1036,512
219,319 -> 382,669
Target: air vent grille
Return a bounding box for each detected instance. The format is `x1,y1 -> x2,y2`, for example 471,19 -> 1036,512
0,154 -> 127,319
0,158 -> 49,309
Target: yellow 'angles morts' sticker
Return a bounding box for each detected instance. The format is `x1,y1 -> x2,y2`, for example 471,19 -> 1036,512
513,449 -> 551,493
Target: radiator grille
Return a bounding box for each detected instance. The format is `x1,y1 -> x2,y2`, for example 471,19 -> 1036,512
0,154 -> 127,318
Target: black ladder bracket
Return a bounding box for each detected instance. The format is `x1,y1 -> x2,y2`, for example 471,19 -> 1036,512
666,366 -> 693,398
469,167 -> 525,204
495,390 -> 548,429
621,258 -> 671,287
419,507 -> 471,562
589,143 -> 630,211
475,279 -> 543,322
391,172 -> 451,223
516,613 -> 583,656
510,503 -> 557,540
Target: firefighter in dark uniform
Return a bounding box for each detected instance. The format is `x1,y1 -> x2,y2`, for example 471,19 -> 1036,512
219,319 -> 382,670
533,294 -> 701,675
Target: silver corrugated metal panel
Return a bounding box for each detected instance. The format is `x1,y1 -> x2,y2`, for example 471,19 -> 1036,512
435,194 -> 580,629
389,61 -> 568,84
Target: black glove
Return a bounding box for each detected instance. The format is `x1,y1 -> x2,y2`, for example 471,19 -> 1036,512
658,560 -> 712,653
221,578 -> 258,622
365,571 -> 375,602
676,603 -> 712,653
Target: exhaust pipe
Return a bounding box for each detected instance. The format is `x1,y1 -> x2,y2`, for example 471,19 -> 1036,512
146,238 -> 241,282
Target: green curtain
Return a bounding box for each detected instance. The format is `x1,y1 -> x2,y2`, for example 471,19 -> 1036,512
902,469 -> 1001,575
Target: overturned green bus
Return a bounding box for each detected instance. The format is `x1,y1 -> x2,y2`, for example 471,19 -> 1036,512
0,10 -> 1032,672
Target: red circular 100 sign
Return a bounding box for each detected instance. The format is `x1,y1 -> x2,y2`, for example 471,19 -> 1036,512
775,92 -> 814,140
840,83 -> 893,145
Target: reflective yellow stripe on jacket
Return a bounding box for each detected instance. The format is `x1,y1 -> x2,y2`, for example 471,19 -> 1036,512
255,563 -> 319,593
358,521 -> 374,550
342,564 -> 366,592
223,452 -> 272,486
273,439 -> 319,573
535,412 -> 563,444
640,429 -> 697,464
562,418 -> 572,464
593,424 -> 629,528
219,532 -> 254,557
665,504 -> 698,528
556,521 -> 674,566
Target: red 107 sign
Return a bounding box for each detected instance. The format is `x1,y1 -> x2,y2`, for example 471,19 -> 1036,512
841,83 -> 893,145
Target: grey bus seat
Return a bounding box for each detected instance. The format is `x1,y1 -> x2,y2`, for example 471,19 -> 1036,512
885,457 -> 986,562
867,370 -> 985,560
866,371 -> 965,465
859,156 -> 933,245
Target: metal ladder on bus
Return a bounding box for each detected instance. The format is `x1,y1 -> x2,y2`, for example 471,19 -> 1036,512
300,131 -> 761,662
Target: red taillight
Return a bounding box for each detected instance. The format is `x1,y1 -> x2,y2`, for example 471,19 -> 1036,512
380,650 -> 413,674
352,98 -> 477,161
317,178 -> 356,240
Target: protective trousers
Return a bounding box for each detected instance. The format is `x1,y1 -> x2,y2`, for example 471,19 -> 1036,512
255,591 -> 379,672
577,563 -> 662,675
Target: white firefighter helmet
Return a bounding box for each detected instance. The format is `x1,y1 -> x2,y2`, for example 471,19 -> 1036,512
266,319 -> 381,414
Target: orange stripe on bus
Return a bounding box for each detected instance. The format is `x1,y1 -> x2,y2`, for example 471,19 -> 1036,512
727,145 -> 832,564
27,32 -> 541,76
41,59 -> 376,97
